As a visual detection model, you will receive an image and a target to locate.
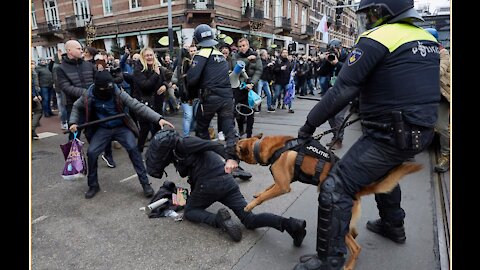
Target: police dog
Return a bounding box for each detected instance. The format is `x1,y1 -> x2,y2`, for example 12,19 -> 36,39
235,133 -> 422,270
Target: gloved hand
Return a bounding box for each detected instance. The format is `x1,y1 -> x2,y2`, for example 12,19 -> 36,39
298,121 -> 316,139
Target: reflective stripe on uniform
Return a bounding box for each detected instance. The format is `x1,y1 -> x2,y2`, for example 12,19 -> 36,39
196,48 -> 223,58
356,23 -> 438,52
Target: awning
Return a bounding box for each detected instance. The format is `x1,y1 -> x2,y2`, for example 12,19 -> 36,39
217,26 -> 248,35
139,26 -> 181,35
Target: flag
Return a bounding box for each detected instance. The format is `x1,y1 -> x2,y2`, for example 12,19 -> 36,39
316,15 -> 329,43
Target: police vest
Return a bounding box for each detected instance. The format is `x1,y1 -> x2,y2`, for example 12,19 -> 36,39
356,23 -> 440,127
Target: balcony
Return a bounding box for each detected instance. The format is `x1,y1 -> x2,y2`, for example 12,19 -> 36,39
301,25 -> 314,38
185,0 -> 215,23
65,15 -> 91,31
274,17 -> 291,33
36,20 -> 62,36
242,7 -> 264,21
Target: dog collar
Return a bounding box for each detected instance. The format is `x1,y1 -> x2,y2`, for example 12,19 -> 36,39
253,140 -> 270,166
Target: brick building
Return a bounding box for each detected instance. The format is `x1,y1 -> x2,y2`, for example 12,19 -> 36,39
31,0 -> 357,60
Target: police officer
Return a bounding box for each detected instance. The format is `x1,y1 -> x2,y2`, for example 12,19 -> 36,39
146,129 -> 307,245
186,24 -> 251,180
294,0 -> 440,269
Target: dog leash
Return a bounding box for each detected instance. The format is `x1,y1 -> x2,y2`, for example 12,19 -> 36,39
312,112 -> 360,148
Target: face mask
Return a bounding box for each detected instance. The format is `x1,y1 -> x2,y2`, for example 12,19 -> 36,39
299,60 -> 304,65
93,85 -> 114,100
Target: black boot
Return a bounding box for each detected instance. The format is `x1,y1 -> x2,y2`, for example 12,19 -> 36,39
294,255 -> 345,270
85,186 -> 100,199
284,217 -> 307,247
216,208 -> 242,242
142,183 -> 155,198
366,218 -> 406,243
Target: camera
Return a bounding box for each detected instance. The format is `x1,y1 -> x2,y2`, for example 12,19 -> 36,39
327,48 -> 337,61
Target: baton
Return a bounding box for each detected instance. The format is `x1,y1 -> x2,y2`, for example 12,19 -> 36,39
63,113 -> 127,134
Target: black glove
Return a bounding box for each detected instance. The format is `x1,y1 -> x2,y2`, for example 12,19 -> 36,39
298,121 -> 316,139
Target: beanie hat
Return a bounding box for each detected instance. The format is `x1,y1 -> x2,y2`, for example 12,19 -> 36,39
95,70 -> 114,89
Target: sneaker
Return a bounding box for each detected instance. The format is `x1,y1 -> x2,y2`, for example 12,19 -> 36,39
61,123 -> 68,130
285,217 -> 307,247
267,107 -> 276,113
32,132 -> 40,140
288,109 -> 294,113
216,208 -> 242,242
276,103 -> 281,109
101,154 -> 116,168
142,183 -> 155,198
218,131 -> 225,141
85,186 -> 100,199
231,167 -> 252,180
434,154 -> 449,173
366,218 -> 406,244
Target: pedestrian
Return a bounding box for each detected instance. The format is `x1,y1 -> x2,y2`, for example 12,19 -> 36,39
426,27 -> 450,173
295,0 -> 440,269
186,24 -> 252,180
31,60 -> 43,140
146,129 -> 307,245
68,70 -> 174,199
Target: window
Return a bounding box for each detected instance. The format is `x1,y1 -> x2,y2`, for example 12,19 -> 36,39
129,0 -> 141,11
45,46 -> 57,60
287,0 -> 291,19
264,0 -> 270,18
73,0 -> 90,20
294,3 -> 298,25
31,1 -> 37,29
44,0 -> 60,27
301,7 -> 307,28
103,0 -> 112,15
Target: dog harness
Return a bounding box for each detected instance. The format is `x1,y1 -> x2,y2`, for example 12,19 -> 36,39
253,138 -> 339,185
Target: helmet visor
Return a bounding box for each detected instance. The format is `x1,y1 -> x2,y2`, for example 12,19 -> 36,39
356,12 -> 370,35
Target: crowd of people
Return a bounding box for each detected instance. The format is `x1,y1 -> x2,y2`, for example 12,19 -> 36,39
31,0 -> 450,268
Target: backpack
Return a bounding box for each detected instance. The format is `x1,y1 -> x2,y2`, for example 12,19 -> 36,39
145,129 -> 180,179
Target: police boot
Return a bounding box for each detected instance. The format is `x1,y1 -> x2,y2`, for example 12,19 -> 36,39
294,176 -> 351,270
216,208 -> 242,242
283,217 -> 307,247
366,218 -> 406,244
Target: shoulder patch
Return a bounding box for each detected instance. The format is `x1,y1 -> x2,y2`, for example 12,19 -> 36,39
197,48 -> 213,58
348,48 -> 363,66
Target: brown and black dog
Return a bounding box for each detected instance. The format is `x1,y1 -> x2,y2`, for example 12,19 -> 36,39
236,133 -> 422,270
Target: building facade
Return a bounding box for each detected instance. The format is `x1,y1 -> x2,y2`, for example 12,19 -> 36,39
31,0 -> 357,60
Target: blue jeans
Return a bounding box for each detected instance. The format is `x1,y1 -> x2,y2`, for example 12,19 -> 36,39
256,80 -> 272,109
272,83 -> 288,107
56,92 -> 68,124
319,76 -> 330,95
184,174 -> 284,231
181,102 -> 194,137
87,126 -> 148,187
40,86 -> 53,115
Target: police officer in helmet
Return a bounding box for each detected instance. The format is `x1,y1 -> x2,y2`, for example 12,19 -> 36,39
187,24 -> 252,179
295,0 -> 440,269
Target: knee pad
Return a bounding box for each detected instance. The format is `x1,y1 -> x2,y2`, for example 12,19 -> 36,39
319,175 -> 345,206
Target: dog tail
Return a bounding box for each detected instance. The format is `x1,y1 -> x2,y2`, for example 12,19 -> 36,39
356,163 -> 423,197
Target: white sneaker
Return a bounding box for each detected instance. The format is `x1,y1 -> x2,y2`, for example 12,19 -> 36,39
61,123 -> 68,130
218,131 -> 225,141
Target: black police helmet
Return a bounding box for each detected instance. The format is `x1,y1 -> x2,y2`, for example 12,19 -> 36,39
145,129 -> 180,179
356,0 -> 422,33
193,24 -> 218,47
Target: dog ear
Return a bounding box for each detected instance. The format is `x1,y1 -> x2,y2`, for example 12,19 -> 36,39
254,133 -> 263,139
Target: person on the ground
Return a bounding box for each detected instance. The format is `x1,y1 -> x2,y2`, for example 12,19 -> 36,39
186,24 -> 252,180
69,70 -> 174,199
294,1 -> 440,269
146,129 -> 307,245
